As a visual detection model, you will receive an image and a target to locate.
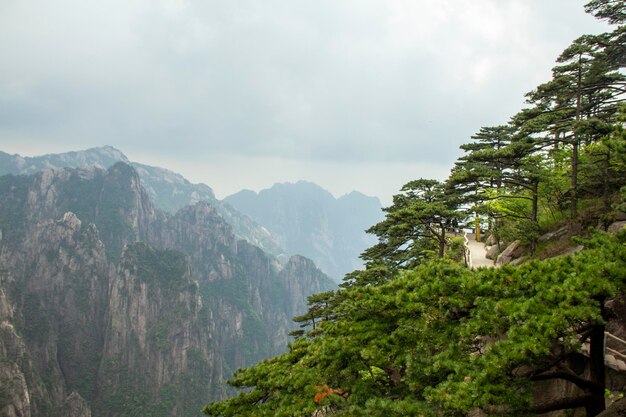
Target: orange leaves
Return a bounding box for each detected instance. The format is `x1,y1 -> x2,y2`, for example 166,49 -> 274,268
313,385 -> 348,404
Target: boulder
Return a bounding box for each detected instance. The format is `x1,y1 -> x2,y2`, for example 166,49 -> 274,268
559,245 -> 584,257
496,240 -> 521,266
608,221 -> 626,234
485,245 -> 499,260
538,226 -> 569,243
485,234 -> 497,246
596,397 -> 626,417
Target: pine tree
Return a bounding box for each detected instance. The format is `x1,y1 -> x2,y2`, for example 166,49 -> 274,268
521,32 -> 625,218
363,179 -> 463,268
203,231 -> 626,417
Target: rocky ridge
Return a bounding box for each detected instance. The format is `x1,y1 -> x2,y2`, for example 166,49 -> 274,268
0,163 -> 335,417
0,147 -> 284,257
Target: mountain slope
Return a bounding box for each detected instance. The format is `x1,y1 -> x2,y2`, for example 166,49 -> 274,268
0,146 -> 284,257
0,146 -> 129,176
226,181 -> 383,280
0,163 -> 335,417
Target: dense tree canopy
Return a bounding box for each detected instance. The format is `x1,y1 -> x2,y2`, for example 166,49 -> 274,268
204,231 -> 626,417
363,179 -> 463,268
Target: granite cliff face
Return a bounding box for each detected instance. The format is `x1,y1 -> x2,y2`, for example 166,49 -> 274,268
0,163 -> 335,417
226,181 -> 384,280
0,147 -> 284,257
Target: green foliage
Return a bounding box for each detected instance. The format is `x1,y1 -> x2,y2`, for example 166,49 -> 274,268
444,236 -> 466,263
585,0 -> 626,24
121,242 -> 189,291
204,231 -> 626,416
203,337 -> 326,417
364,179 -> 463,269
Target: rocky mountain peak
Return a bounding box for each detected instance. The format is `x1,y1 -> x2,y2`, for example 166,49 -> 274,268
225,181 -> 383,280
0,147 -> 284,257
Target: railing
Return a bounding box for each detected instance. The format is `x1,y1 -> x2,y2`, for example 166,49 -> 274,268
606,332 -> 626,364
581,331 -> 626,372
464,232 -> 472,269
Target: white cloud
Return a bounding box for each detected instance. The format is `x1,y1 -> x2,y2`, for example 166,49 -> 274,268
0,0 -> 612,199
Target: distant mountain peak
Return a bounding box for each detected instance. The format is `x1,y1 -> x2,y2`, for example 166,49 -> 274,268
225,181 -> 383,280
88,145 -> 129,160
39,145 -> 131,164
0,145 -> 131,176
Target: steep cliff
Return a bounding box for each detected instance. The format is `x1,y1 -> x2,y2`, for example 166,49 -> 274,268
0,164 -> 335,417
0,147 -> 284,257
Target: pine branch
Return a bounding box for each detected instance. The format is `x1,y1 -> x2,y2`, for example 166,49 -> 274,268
530,370 -> 602,392
531,394 -> 595,414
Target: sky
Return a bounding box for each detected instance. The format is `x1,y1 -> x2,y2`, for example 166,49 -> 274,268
0,0 -> 613,205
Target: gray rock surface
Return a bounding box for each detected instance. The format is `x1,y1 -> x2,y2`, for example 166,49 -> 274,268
0,146 -> 285,258
0,164 -> 335,417
496,240 -> 521,266
608,221 -> 626,234
596,397 -> 626,417
509,256 -> 528,266
485,245 -> 499,260
538,225 -> 569,242
61,392 -> 91,417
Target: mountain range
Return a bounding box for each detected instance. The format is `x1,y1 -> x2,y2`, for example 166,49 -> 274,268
0,146 -> 383,280
0,146 -> 283,257
0,145 -> 384,416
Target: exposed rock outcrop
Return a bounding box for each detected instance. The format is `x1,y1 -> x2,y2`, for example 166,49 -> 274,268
485,245 -> 499,260
496,240 -> 522,266
538,226 -> 569,242
0,164 -> 335,417
0,147 -> 285,257
596,397 -> 626,417
608,221 -> 626,234
61,393 -> 91,417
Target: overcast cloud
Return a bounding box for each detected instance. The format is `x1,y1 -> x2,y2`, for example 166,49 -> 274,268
0,0 -> 612,204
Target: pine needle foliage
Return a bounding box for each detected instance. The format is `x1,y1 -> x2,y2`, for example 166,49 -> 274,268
204,231 -> 626,417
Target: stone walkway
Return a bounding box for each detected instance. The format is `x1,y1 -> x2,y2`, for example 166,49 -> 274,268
465,233 -> 495,269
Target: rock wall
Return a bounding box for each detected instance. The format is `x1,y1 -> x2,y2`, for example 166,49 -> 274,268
0,164 -> 335,417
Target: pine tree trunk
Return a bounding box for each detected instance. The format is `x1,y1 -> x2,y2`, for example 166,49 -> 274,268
603,150 -> 611,215
439,227 -> 446,258
571,54 -> 582,219
531,180 -> 539,254
572,140 -> 579,218
585,325 -> 606,417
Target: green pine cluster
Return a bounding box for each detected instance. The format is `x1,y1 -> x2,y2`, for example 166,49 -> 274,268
205,232 -> 626,417
204,2 -> 626,416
